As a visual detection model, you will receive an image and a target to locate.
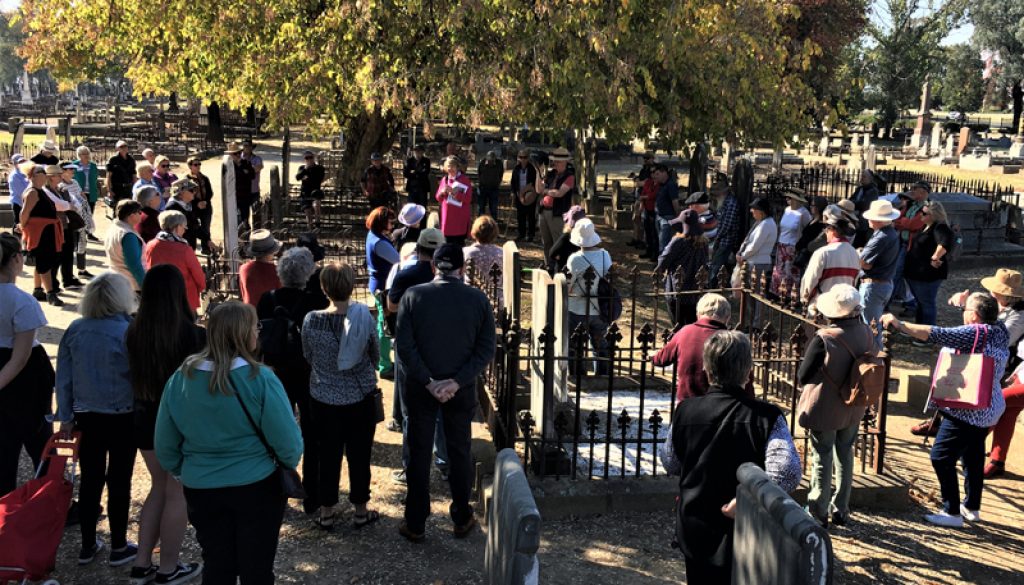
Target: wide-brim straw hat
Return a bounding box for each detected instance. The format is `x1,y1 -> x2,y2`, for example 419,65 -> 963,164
816,284 -> 862,319
981,269 -> 1024,298
783,187 -> 807,203
44,165 -> 62,176
248,229 -> 282,256
549,147 -> 571,162
863,199 -> 901,222
569,218 -> 601,247
224,142 -> 244,154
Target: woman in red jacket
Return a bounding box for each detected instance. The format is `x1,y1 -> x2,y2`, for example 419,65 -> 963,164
434,155 -> 473,247
142,210 -> 206,311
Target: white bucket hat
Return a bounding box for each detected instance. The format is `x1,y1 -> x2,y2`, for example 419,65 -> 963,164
569,218 -> 601,248
398,203 -> 426,227
862,199 -> 901,222
816,284 -> 863,319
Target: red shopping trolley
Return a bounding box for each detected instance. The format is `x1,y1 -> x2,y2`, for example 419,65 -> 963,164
0,433 -> 79,585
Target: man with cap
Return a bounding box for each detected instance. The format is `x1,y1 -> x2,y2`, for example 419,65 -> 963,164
386,228 -> 450,484
31,142 -> 59,166
537,147 -> 577,267
106,140 -> 137,206
476,150 -> 504,218
394,203 -> 426,248
361,152 -> 395,210
395,243 -> 496,542
708,177 -> 742,282
800,208 -> 860,311
241,140 -> 264,212
8,155 -> 29,230
891,181 -> 931,312
403,145 -> 432,207
296,150 -> 326,229
165,178 -> 200,249
185,156 -> 216,254
509,149 -> 538,243
686,191 -> 718,240
224,141 -> 257,227
859,200 -> 902,347
796,284 -> 874,528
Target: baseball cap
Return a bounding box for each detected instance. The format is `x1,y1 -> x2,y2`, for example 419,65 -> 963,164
416,228 -> 445,250
433,243 -> 464,270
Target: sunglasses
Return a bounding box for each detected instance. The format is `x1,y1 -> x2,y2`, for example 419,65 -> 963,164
160,165 -> 170,169
189,162 -> 200,167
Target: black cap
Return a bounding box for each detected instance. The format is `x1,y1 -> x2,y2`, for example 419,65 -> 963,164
749,197 -> 771,213
911,180 -> 931,194
433,243 -> 464,271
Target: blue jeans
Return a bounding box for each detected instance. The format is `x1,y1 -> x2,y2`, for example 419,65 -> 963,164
905,279 -> 941,326
806,423 -> 859,520
657,216 -> 676,253
477,187 -> 499,218
931,415 -> 987,513
859,281 -> 893,349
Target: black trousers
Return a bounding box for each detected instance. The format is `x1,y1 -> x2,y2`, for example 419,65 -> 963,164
57,229 -> 78,286
312,397 -> 376,508
0,404 -> 51,497
184,473 -> 285,585
643,209 -> 658,258
76,412 -> 137,551
515,201 -> 537,240
407,189 -> 428,207
237,194 -> 255,227
685,556 -> 731,584
278,367 -> 320,513
404,382 -> 476,533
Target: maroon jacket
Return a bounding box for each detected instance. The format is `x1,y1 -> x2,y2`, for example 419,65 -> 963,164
652,318 -> 754,401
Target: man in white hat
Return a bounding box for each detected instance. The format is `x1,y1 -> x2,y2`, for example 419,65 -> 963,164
106,140 -> 137,205
538,147 -> 577,268
31,142 -> 59,166
795,284 -> 874,528
476,150 -> 503,218
859,199 -> 901,347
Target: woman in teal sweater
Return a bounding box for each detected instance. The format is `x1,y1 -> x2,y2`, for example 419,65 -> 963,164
155,301 -> 301,585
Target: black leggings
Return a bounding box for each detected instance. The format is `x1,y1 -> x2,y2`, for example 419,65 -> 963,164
75,412 -> 137,551
0,407 -> 51,497
312,397 -> 376,508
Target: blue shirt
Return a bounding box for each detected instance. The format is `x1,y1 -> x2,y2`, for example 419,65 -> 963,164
860,225 -> 899,280
9,169 -> 29,207
655,179 -> 679,218
55,314 -> 134,421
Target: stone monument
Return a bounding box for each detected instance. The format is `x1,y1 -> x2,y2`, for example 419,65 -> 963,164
529,269 -> 568,439
957,127 -> 973,157
1011,117 -> 1024,159
930,124 -> 943,157
19,71 -> 32,105
908,81 -> 932,151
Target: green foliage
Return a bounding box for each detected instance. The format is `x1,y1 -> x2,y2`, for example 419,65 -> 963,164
0,12 -> 26,87
933,44 -> 985,113
969,0 -> 1024,132
864,0 -> 967,127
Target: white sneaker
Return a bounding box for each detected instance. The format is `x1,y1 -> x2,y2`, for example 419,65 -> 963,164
923,511 -> 963,528
960,504 -> 981,522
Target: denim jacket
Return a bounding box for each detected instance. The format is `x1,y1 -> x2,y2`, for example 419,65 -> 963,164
54,313 -> 134,422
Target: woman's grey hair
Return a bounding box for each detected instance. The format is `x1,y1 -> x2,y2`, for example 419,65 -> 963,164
966,292 -> 999,325
133,185 -> 160,206
76,145 -> 90,157
696,293 -> 731,323
443,155 -> 462,170
703,330 -> 752,388
80,271 -> 137,319
277,247 -> 316,288
158,210 -> 187,232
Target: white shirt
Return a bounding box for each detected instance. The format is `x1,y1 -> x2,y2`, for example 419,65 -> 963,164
778,207 -> 811,247
567,249 -> 612,316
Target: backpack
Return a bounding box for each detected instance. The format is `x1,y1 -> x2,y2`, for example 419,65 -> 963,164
821,328 -> 887,407
258,291 -> 304,367
580,253 -> 623,323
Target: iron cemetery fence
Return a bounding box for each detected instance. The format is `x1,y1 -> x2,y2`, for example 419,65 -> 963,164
479,252 -> 890,481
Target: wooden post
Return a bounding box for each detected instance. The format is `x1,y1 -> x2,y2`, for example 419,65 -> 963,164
270,166 -> 283,231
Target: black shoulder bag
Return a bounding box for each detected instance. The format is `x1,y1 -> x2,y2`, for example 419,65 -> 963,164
230,379 -> 307,499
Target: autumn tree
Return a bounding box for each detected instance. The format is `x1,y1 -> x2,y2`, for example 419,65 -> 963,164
18,0 -> 846,187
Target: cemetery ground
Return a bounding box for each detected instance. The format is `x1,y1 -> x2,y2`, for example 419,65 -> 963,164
8,147 -> 1024,584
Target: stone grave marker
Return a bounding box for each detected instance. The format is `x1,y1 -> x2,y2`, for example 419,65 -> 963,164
957,127 -> 972,157
529,269 -> 568,438
930,124 -> 943,156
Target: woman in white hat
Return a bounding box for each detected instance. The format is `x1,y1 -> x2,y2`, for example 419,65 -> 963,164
565,219 -> 612,376
859,199 -> 902,347
772,188 -> 811,295
795,284 -> 874,528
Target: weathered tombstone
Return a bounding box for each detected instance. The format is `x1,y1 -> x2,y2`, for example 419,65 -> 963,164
732,463 -> 833,585
502,242 -> 522,323
845,151 -> 865,171
485,449 -> 540,585
945,135 -> 956,158
817,134 -> 830,157
862,133 -> 872,150
865,145 -> 877,171
19,71 -> 32,105
959,151 -> 991,172
957,127 -> 972,157
930,124 -> 943,156
850,133 -> 863,154
720,140 -> 734,173
220,155 -> 240,278
529,270 -> 568,438
909,81 -> 932,150
877,127 -> 887,140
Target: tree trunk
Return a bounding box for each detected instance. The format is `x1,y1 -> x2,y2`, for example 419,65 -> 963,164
1014,80 -> 1023,138
282,127 -> 291,195
341,107 -> 402,187
168,92 -> 179,112
206,102 -> 224,144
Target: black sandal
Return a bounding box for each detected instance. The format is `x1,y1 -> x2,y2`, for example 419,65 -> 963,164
315,511 -> 339,530
352,510 -> 381,529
